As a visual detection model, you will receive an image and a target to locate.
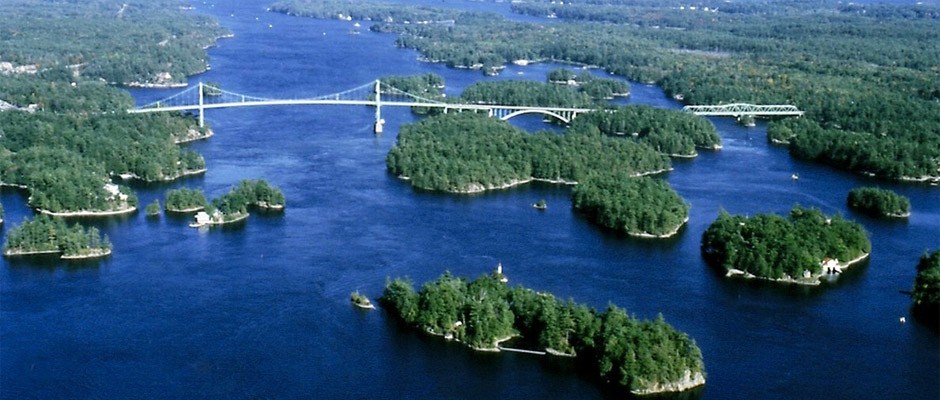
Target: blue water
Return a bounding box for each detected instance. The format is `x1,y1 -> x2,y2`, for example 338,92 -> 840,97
2,1 -> 938,399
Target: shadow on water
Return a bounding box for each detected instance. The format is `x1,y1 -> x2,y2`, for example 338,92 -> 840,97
5,252 -> 106,272
379,303 -> 704,400
910,305 -> 940,334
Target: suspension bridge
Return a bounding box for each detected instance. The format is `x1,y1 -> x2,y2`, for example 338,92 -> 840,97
127,80 -> 594,133
127,80 -> 803,133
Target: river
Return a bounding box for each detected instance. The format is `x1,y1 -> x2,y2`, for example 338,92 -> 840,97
1,1 -> 938,399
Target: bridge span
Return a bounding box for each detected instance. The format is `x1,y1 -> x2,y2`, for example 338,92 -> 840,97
128,80 -> 593,133
128,81 -> 802,133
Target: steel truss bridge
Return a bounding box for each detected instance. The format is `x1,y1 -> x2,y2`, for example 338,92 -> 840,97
127,80 -> 594,133
128,81 -> 802,132
681,103 -> 804,117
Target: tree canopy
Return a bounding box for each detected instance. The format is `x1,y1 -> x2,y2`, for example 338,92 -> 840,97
701,206 -> 871,281
380,272 -> 705,394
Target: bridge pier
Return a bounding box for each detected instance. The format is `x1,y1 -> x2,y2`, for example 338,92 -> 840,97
198,82 -> 205,128
374,80 -> 383,134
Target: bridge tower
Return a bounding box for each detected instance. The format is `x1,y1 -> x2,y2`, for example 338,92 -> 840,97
198,82 -> 205,128
374,80 -> 384,134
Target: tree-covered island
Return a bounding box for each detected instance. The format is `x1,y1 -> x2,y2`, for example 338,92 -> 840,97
4,215 -> 111,259
192,180 -> 286,227
386,112 -> 693,236
380,272 -> 706,395
847,187 -> 911,218
701,206 -> 871,285
547,68 -> 631,100
573,176 -> 689,238
273,0 -> 940,183
165,188 -> 209,213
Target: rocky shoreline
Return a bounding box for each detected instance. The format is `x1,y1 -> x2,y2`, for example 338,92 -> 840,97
174,128 -> 215,144
629,217 -> 689,239
39,206 -> 137,217
5,247 -> 111,260
725,252 -> 870,286
631,370 -> 706,396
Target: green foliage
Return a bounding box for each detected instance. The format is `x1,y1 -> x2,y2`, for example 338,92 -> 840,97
0,146 -> 136,212
769,118 -> 940,180
912,250 -> 940,309
387,112 -> 670,192
460,80 -> 595,109
701,206 -> 871,280
165,188 -> 207,212
572,175 -> 689,236
847,187 -> 911,217
206,179 -> 286,220
0,111 -> 207,183
381,272 -> 705,393
0,0 -> 228,85
4,214 -> 111,257
269,0 -> 466,25
387,112 -> 687,235
571,105 -> 720,157
0,0 -> 216,215
276,0 -> 940,181
145,199 -> 161,216
547,69 -> 631,100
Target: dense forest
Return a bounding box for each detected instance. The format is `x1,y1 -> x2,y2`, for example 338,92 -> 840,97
0,0 -> 228,86
846,187 -> 911,218
380,272 -> 705,394
912,250 -> 940,314
4,214 -> 111,259
0,146 -> 138,213
386,112 -> 695,236
0,1 -> 219,215
165,188 -> 208,212
387,112 -> 670,191
701,206 -> 871,282
570,105 -> 720,157
273,0 -> 940,182
460,81 -> 595,109
379,73 -> 448,115
572,176 -> 689,237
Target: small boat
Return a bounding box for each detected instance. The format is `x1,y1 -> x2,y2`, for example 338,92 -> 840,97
791,173 -> 799,181
353,22 -> 361,28
532,199 -> 547,210
351,291 -> 375,309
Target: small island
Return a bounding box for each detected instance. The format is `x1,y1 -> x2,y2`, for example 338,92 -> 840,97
4,214 -> 111,260
847,186 -> 911,218
190,180 -> 285,228
380,271 -> 705,395
165,187 -> 209,213
701,206 -> 871,285
145,199 -> 161,217
532,199 -> 547,210
547,68 -> 631,99
351,291 -> 375,309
